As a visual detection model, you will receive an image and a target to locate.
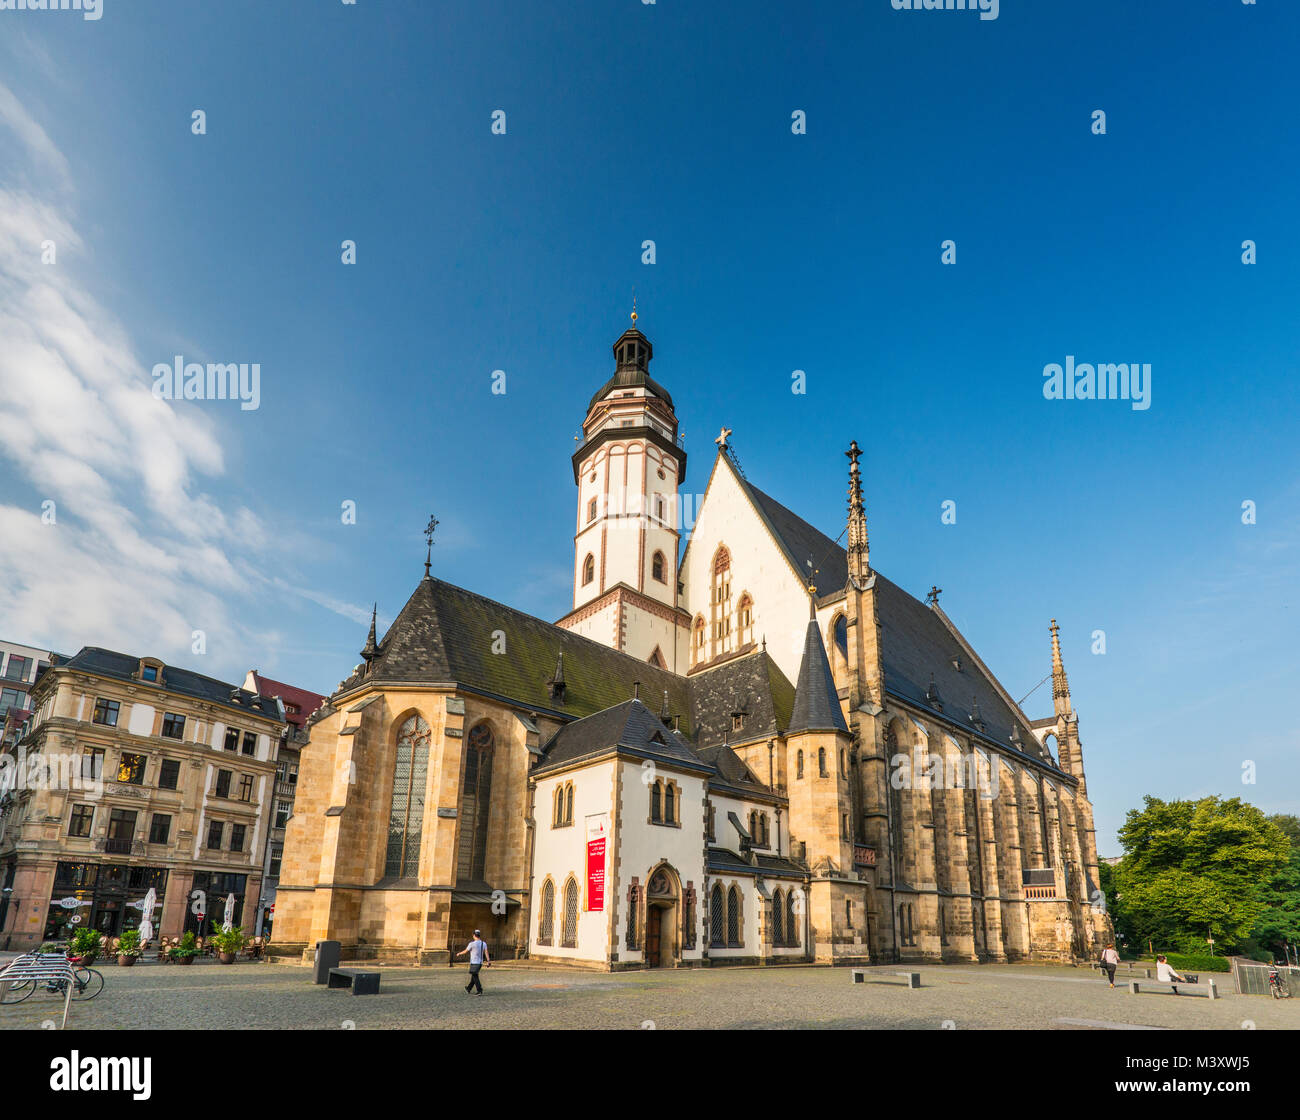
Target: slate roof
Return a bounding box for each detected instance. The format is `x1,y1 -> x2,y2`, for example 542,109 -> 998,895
50,648 -> 284,723
706,847 -> 806,879
788,617 -> 848,735
694,741 -> 778,800
341,577 -> 696,730
534,699 -> 712,777
730,467 -> 1051,765
688,649 -> 795,746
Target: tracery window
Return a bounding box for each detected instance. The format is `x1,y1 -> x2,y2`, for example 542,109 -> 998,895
711,546 -> 732,657
562,875 -> 579,947
737,593 -> 754,646
709,883 -> 724,947
538,878 -> 554,945
786,891 -> 798,946
727,885 -> 742,946
456,722 -> 494,883
384,714 -> 431,879
772,889 -> 785,947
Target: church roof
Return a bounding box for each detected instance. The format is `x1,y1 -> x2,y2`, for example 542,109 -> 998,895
340,576 -> 695,729
534,698 -> 711,776
787,616 -> 848,735
729,465 -> 1052,765
688,648 -> 795,745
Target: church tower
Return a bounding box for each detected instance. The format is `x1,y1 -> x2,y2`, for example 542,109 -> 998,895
555,315 -> 691,669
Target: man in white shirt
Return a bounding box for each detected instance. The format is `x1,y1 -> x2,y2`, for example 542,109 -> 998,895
1155,954 -> 1186,993
456,929 -> 491,995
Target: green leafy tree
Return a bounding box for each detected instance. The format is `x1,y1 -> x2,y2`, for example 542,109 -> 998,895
1250,814 -> 1300,958
1113,796 -> 1290,954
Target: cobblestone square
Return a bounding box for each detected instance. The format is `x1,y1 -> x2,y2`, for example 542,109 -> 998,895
2,959 -> 1295,1031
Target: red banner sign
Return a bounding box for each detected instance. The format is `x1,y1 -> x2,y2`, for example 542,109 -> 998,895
586,814 -> 608,911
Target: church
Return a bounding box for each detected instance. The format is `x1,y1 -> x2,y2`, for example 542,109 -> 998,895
272,319 -> 1111,968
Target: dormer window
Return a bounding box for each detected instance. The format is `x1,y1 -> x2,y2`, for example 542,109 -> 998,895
138,658 -> 163,684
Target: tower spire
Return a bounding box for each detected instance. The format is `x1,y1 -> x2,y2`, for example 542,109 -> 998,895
360,603 -> 378,662
423,514 -> 439,579
1050,618 -> 1072,716
846,440 -> 870,584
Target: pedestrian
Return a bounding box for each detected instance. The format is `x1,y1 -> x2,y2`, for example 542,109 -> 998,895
1100,943 -> 1120,988
1155,954 -> 1186,995
455,929 -> 491,995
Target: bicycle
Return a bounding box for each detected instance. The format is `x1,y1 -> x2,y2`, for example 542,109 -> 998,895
0,959 -> 104,1004
1269,966 -> 1290,999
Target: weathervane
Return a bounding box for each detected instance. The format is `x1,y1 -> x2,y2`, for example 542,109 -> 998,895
424,514 -> 439,577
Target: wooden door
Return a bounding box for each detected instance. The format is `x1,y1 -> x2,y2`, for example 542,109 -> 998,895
647,906 -> 661,967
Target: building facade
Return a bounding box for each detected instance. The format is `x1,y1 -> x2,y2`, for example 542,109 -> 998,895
0,639 -> 54,749
0,648 -> 284,950
273,323 -> 1111,968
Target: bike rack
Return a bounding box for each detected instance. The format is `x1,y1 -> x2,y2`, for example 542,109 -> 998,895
0,953 -> 78,1028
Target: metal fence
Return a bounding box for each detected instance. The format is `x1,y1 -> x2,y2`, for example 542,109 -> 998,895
1230,956 -> 1298,996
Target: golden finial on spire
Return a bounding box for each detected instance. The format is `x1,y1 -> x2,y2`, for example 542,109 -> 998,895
630,290 -> 638,327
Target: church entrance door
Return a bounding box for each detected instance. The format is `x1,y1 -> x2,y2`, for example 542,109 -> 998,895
647,906 -> 662,967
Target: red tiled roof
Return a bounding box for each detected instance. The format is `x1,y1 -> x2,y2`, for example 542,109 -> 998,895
250,673 -> 327,729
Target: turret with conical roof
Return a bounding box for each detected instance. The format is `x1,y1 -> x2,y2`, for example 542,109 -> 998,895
788,597 -> 848,735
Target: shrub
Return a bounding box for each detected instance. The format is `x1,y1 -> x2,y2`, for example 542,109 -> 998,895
70,927 -> 102,957
1156,952 -> 1230,973
168,931 -> 199,960
116,929 -> 142,957
210,926 -> 247,954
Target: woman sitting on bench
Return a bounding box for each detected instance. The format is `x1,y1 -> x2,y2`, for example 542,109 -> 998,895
1155,955 -> 1187,993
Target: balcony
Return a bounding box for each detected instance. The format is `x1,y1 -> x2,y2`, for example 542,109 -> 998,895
101,836 -> 134,855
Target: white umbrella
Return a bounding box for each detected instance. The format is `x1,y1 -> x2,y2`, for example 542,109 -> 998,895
222,893 -> 235,932
138,888 -> 157,943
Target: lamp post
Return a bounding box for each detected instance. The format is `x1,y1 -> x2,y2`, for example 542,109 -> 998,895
1,886 -> 13,950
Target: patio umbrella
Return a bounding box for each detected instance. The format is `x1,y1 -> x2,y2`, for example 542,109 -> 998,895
138,888 -> 157,942
222,893 -> 235,932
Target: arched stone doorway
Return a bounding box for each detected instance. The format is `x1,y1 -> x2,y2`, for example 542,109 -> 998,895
644,865 -> 680,968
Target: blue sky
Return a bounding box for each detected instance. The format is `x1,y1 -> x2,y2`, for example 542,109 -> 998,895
0,0 -> 1296,851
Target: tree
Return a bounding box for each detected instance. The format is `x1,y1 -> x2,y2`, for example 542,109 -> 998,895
1250,814 -> 1300,959
1113,796 -> 1290,954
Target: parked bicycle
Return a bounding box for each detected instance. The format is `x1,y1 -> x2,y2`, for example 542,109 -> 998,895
0,955 -> 104,1004
1269,965 -> 1290,999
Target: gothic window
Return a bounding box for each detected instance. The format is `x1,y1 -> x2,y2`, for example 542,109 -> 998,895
625,882 -> 639,950
761,814 -> 769,847
538,878 -> 554,945
796,750 -> 804,779
726,886 -> 742,946
664,782 -> 675,825
772,889 -> 785,947
706,803 -> 716,841
709,884 -> 724,946
553,786 -> 563,827
587,497 -> 597,524
564,782 -> 574,825
562,876 -> 579,947
786,891 -> 798,946
818,748 -> 827,777
651,780 -> 662,823
737,593 -> 754,645
692,616 -> 707,664
384,714 -> 431,879
651,551 -> 666,583
749,810 -> 757,840
456,722 -> 494,883
840,750 -> 847,776
834,614 -> 848,656
582,553 -> 595,586
711,546 -> 732,657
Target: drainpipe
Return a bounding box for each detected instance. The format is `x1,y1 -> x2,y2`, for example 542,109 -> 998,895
523,770 -> 537,963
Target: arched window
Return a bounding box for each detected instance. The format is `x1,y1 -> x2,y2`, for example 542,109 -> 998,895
761,814 -> 769,847
727,886 -> 741,946
712,546 -> 732,656
384,714 -> 431,879
737,593 -> 754,645
772,889 -> 785,947
818,747 -> 827,777
796,749 -> 804,779
553,786 -> 563,827
834,614 -> 848,656
840,749 -> 847,776
786,891 -> 798,946
709,884 -> 724,946
562,876 -> 579,947
539,878 -> 554,945
456,722 -> 494,883
749,810 -> 758,839
692,616 -> 707,664
582,553 -> 595,586
707,803 -> 716,841
664,782 -> 675,824
564,782 -> 574,825
841,812 -> 849,839
651,551 -> 666,583
651,780 -> 662,823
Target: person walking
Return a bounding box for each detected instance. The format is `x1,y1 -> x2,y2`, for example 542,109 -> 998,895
1100,943 -> 1120,988
1155,954 -> 1187,995
456,929 -> 491,995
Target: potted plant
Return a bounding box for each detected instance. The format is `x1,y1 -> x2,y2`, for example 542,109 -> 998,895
210,925 -> 247,964
168,931 -> 199,965
70,927 -> 102,966
116,928 -> 143,967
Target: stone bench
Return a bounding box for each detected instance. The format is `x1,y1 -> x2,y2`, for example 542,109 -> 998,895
851,969 -> 920,989
327,967 -> 380,995
1128,978 -> 1217,1000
